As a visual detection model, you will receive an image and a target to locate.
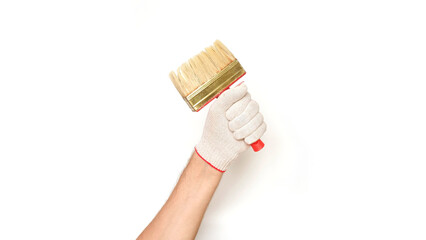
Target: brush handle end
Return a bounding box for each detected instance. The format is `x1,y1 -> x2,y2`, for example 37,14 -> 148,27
251,139 -> 265,152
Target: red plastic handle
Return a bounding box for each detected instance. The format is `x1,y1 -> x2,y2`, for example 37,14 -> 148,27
251,139 -> 265,152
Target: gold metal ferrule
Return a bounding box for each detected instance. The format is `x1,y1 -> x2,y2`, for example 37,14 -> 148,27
184,60 -> 246,112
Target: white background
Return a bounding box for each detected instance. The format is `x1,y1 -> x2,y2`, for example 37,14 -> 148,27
1,0 -> 425,239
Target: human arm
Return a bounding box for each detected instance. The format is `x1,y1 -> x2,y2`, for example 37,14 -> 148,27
137,151 -> 222,240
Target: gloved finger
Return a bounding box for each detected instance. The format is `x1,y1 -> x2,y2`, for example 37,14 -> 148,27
226,93 -> 251,121
229,100 -> 259,131
244,122 -> 267,145
233,112 -> 264,140
216,84 -> 248,110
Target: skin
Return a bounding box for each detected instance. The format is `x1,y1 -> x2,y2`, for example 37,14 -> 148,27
137,151 -> 223,240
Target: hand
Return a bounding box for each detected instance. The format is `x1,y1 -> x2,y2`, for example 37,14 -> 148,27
195,84 -> 267,172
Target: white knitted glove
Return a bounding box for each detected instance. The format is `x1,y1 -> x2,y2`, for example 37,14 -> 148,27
195,84 -> 267,172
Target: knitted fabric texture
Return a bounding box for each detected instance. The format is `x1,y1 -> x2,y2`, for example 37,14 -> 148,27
196,84 -> 267,172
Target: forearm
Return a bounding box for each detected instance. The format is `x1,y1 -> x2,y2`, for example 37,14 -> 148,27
138,151 -> 223,240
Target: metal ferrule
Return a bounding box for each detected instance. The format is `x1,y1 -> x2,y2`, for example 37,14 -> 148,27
184,60 -> 246,112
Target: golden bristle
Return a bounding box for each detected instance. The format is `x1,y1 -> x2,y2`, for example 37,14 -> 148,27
169,71 -> 183,96
169,40 -> 237,97
204,46 -> 224,68
213,40 -> 235,62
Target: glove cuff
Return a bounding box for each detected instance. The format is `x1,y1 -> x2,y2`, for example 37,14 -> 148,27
194,144 -> 236,172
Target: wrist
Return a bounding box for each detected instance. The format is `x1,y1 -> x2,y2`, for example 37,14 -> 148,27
188,150 -> 224,186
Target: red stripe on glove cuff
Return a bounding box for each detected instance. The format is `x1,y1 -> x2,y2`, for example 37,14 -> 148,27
194,147 -> 226,173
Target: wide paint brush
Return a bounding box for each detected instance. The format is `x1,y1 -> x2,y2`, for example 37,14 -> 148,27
169,40 -> 264,152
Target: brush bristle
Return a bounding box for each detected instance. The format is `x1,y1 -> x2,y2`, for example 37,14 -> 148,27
170,40 -> 236,97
